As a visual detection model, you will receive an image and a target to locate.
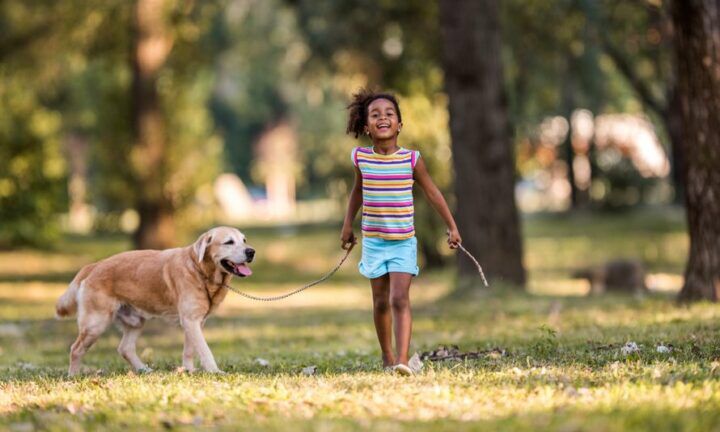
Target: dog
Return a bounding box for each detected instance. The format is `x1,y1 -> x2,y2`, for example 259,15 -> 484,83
55,226 -> 254,375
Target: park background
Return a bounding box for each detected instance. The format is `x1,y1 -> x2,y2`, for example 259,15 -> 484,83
1,0 -> 719,430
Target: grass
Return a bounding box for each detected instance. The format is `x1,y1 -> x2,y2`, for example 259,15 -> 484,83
2,207 -> 719,431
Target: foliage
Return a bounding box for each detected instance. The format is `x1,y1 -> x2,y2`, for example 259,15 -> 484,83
0,0 -> 98,246
0,74 -> 67,247
0,0 -> 689,249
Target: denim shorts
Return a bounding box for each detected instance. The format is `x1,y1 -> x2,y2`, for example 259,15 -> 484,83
358,236 -> 419,279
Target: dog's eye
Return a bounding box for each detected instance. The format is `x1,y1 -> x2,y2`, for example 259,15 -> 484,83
224,240 -> 234,245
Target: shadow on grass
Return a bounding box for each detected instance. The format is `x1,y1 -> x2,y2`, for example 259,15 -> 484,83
0,272 -> 77,284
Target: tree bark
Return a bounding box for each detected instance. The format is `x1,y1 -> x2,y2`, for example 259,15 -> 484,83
663,88 -> 686,200
672,0 -> 720,302
438,0 -> 526,288
130,0 -> 175,249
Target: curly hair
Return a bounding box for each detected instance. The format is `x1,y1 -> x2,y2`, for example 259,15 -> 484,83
346,88 -> 402,139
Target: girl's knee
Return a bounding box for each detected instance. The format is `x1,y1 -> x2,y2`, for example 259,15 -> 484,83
373,296 -> 391,313
389,292 -> 409,310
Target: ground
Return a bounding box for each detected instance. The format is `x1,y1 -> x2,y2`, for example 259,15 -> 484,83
1,208 -> 719,431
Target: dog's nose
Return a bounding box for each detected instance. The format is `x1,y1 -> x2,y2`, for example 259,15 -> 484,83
245,248 -> 255,262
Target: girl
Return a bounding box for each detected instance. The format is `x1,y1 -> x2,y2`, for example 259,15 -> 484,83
340,89 -> 462,375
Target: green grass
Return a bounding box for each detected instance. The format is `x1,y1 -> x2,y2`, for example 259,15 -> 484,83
2,208 -> 719,431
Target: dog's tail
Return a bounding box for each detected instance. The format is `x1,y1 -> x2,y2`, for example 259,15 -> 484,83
56,263 -> 96,318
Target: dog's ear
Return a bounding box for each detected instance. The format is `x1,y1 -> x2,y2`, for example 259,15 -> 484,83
193,232 -> 213,263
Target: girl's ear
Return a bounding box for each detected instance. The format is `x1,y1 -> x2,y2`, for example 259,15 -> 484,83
397,122 -> 402,134
194,231 -> 213,263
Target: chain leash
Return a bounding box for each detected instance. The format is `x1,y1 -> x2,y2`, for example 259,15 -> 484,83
456,242 -> 489,287
208,233 -> 489,302
217,243 -> 355,302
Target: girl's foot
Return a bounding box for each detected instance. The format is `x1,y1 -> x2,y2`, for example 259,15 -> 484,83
392,363 -> 414,376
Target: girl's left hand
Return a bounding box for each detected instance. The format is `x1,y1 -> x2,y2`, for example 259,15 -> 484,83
447,228 -> 462,249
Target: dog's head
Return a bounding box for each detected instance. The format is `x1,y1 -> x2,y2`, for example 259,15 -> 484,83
193,227 -> 255,278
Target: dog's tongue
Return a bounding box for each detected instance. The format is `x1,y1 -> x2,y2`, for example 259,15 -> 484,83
235,263 -> 252,276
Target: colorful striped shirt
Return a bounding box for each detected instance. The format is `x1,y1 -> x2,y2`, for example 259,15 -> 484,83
352,146 -> 421,240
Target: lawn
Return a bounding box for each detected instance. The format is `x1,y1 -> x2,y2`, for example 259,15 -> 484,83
2,208 -> 720,431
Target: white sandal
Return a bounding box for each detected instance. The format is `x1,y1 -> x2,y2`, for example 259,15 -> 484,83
392,363 -> 414,376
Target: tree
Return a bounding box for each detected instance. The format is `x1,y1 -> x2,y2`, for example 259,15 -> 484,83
671,0 -> 720,302
595,1 -> 685,199
0,0 -> 100,247
127,0 -> 223,248
438,0 -> 526,288
130,0 -> 175,249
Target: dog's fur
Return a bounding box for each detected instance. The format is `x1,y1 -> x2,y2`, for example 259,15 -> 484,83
56,226 -> 254,375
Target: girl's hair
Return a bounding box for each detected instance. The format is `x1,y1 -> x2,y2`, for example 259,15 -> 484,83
346,88 -> 402,138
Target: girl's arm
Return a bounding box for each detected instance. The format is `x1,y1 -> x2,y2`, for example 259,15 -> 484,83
413,157 -> 462,248
341,165 -> 363,249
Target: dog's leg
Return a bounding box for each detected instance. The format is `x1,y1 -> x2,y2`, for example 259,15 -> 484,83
181,318 -> 221,373
118,324 -> 151,373
69,311 -> 112,376
182,331 -> 196,372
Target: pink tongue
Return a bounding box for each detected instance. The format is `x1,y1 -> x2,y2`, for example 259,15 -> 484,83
235,263 -> 252,276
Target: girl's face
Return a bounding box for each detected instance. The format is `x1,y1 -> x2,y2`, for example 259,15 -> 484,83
365,98 -> 401,140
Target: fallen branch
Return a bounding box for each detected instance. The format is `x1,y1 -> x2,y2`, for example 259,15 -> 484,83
420,345 -> 507,362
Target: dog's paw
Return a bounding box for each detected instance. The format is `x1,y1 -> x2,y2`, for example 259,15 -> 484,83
136,366 -> 154,374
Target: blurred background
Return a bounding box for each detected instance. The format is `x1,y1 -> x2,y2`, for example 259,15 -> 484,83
0,0 -> 703,298
6,2 -> 720,427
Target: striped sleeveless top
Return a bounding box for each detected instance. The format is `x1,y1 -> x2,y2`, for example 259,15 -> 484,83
352,146 -> 420,240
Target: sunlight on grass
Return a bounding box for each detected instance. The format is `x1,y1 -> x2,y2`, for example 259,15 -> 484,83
2,210 -> 718,431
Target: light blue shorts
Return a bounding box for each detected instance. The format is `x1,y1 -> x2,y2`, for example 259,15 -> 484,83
358,236 -> 419,279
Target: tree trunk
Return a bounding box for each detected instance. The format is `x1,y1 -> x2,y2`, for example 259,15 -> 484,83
64,132 -> 92,233
438,0 -> 526,288
130,0 -> 175,249
672,0 -> 720,302
560,72 -> 580,209
663,88 -> 686,202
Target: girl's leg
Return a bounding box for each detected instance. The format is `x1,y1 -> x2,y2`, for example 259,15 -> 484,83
389,272 -> 413,365
371,274 -> 395,366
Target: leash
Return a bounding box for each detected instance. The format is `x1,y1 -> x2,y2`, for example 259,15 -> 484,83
448,230 -> 489,287
212,242 -> 356,302
197,231 -> 488,303
455,242 -> 489,287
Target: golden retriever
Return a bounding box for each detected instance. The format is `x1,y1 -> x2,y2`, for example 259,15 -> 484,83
56,226 -> 254,375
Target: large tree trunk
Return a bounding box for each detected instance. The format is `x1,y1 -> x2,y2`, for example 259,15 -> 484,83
672,0 -> 720,302
438,0 -> 526,288
130,0 -> 175,249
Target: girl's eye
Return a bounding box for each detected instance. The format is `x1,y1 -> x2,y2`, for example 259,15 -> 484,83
224,240 -> 234,245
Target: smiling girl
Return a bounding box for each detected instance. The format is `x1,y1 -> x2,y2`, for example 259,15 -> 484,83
340,88 -> 461,375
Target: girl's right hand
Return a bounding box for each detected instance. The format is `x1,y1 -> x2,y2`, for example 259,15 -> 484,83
341,226 -> 357,250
